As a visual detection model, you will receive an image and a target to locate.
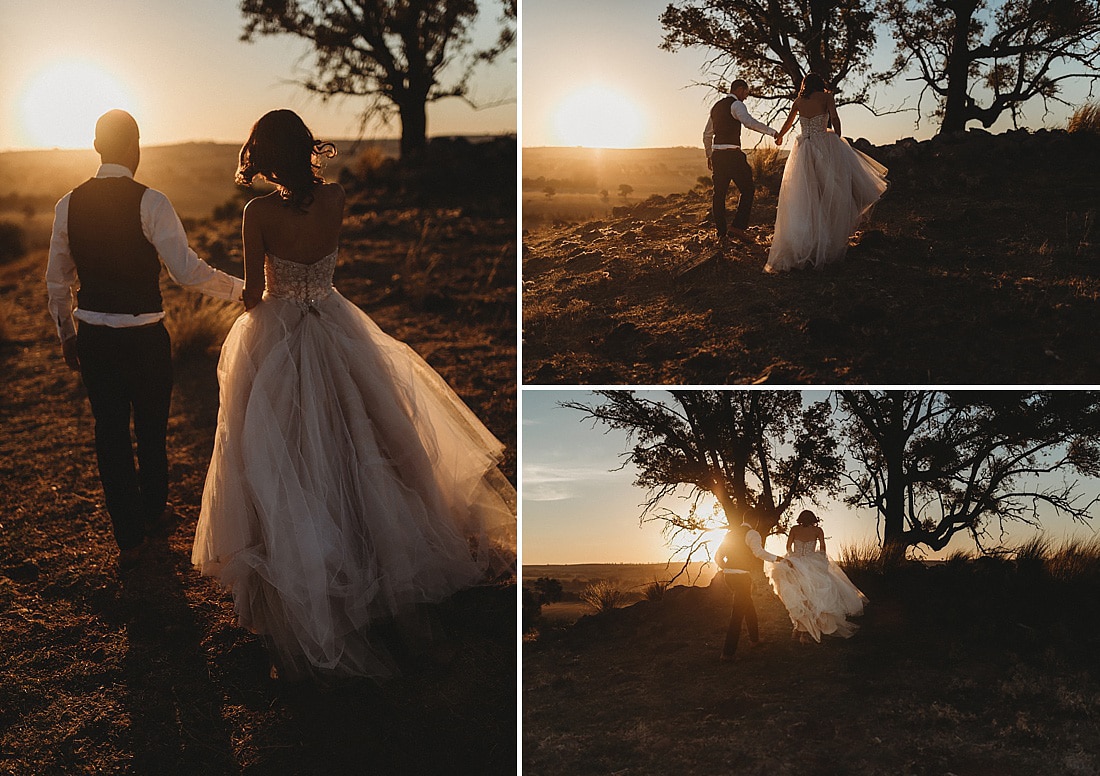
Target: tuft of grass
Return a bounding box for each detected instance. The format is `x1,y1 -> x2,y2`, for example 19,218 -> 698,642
642,579 -> 671,601
749,145 -> 785,180
1067,102 -> 1100,134
580,581 -> 627,613
166,294 -> 241,361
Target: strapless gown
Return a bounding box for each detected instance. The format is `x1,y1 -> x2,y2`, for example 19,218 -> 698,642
765,538 -> 868,641
766,113 -> 888,272
192,251 -> 516,680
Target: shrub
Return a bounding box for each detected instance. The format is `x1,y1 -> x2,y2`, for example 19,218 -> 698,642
0,222 -> 26,264
643,579 -> 671,601
580,581 -> 626,613
166,295 -> 240,361
1067,102 -> 1100,134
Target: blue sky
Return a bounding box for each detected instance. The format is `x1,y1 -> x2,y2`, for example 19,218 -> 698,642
522,389 -> 1100,564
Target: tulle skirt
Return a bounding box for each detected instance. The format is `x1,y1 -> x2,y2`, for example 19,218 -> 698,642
765,552 -> 868,641
193,289 -> 516,680
765,131 -> 888,272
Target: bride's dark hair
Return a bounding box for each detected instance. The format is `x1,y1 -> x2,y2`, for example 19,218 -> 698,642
796,509 -> 821,526
236,109 -> 336,210
798,73 -> 829,99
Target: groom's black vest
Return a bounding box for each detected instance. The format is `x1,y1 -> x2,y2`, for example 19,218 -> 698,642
718,524 -> 756,572
710,96 -> 743,147
68,176 -> 162,315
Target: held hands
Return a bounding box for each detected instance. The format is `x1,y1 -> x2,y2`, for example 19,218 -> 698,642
61,338 -> 80,372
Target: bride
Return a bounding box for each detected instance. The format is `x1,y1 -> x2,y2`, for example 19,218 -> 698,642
192,109 -> 516,681
765,73 -> 889,273
765,510 -> 867,643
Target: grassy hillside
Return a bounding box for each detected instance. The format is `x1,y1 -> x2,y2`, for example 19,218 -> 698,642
0,160 -> 516,775
524,543 -> 1100,775
522,128 -> 1100,384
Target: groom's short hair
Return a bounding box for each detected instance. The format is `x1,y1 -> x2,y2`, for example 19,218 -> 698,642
94,110 -> 139,158
729,79 -> 748,93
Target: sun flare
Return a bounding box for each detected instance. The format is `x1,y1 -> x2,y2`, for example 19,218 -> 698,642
551,84 -> 646,148
18,60 -> 139,149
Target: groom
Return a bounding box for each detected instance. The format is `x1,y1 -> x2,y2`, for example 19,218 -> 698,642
716,509 -> 791,661
45,109 -> 244,571
703,80 -> 779,244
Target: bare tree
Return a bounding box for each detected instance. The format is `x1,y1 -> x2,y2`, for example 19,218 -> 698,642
240,0 -> 516,158
879,0 -> 1100,133
659,0 -> 879,107
838,390 -> 1100,555
563,391 -> 844,569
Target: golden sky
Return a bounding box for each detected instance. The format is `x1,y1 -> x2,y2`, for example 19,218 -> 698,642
0,0 -> 515,151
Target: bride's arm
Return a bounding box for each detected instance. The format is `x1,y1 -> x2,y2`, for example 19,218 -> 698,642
827,93 -> 842,138
817,527 -> 827,555
241,199 -> 266,310
775,104 -> 798,145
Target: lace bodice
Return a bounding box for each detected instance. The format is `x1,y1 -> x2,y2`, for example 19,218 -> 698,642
789,539 -> 820,557
799,113 -> 829,139
264,251 -> 337,311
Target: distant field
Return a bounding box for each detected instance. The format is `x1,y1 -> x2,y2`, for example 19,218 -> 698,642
0,138 -> 399,223
521,145 -> 785,229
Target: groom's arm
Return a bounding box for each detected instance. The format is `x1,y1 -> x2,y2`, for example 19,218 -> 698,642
45,193 -> 80,370
731,101 -> 778,139
141,189 -> 244,302
702,117 -> 715,167
746,530 -> 781,563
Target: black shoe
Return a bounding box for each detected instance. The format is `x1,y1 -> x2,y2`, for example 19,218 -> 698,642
146,505 -> 180,537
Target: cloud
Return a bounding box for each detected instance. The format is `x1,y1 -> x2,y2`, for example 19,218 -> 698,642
522,462 -> 624,502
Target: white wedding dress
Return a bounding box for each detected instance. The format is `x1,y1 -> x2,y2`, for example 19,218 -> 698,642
193,250 -> 516,680
765,538 -> 868,641
765,113 -> 888,272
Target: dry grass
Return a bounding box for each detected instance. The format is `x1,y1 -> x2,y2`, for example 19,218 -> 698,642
523,130 -> 1100,384
0,296 -> 14,344
164,293 -> 241,361
642,579 -> 671,601
580,581 -> 627,613
0,193 -> 517,774
1068,102 -> 1100,134
524,549 -> 1100,775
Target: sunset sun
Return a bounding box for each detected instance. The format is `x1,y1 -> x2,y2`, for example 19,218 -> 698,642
551,84 -> 646,148
18,60 -> 139,149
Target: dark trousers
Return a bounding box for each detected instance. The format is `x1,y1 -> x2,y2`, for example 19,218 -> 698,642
76,322 -> 173,551
722,571 -> 759,657
711,148 -> 755,236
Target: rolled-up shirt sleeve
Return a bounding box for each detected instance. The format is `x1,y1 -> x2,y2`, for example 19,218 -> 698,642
731,101 -> 778,138
142,189 -> 244,301
45,194 -> 78,343
746,530 -> 780,563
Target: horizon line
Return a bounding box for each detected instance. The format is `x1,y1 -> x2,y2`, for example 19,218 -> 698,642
0,131 -> 518,155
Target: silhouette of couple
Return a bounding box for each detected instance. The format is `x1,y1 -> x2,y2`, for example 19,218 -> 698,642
46,109 -> 515,681
703,75 -> 888,272
716,508 -> 867,661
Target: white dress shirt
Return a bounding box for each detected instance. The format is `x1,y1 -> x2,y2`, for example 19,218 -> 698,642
45,163 -> 245,343
723,525 -> 780,574
703,98 -> 778,158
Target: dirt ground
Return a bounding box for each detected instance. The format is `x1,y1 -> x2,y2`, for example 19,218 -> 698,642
522,128 -> 1100,385
0,206 -> 517,775
523,569 -> 1100,776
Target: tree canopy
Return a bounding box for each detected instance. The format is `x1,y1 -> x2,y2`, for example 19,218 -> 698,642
240,0 -> 516,158
563,391 -> 845,562
658,0 -> 879,106
839,390 -> 1100,554
878,0 -> 1100,132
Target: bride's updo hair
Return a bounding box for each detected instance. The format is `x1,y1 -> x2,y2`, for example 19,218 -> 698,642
236,109 -> 337,211
799,73 -> 829,99
796,509 -> 821,526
